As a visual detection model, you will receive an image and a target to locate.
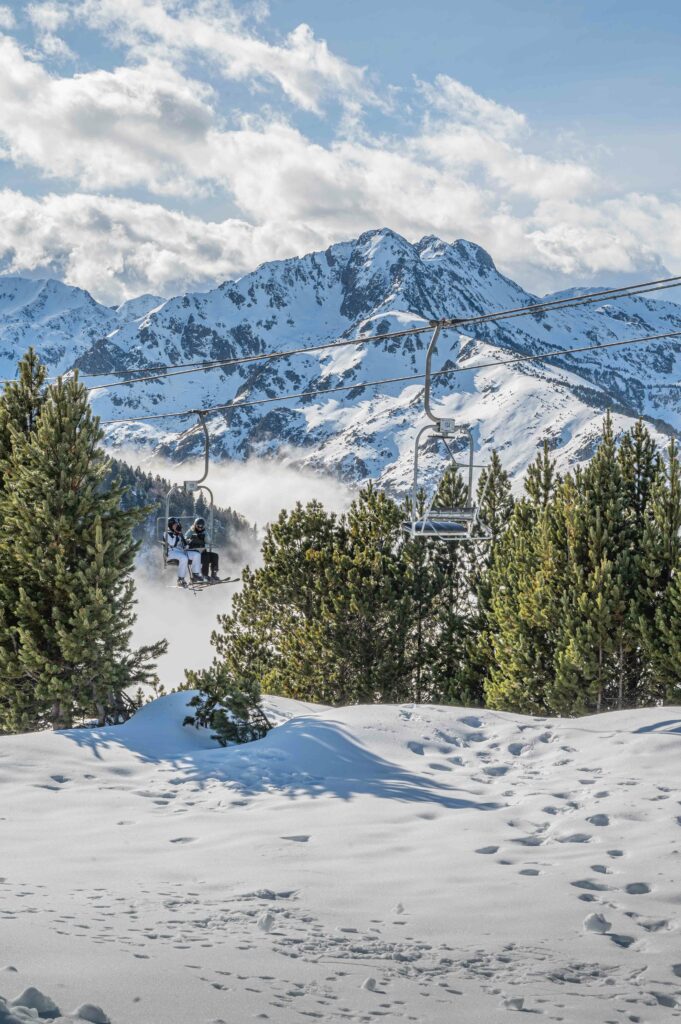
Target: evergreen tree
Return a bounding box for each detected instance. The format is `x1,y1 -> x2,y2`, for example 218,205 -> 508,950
550,416 -> 646,712
476,450 -> 514,543
313,485 -> 408,704
400,488 -> 438,703
638,439 -> 681,702
484,501 -> 559,713
191,501 -> 338,707
0,374 -> 166,731
183,671 -> 272,745
524,440 -> 558,509
461,451 -> 515,705
428,466 -> 477,704
0,348 -> 48,488
0,350 -> 49,730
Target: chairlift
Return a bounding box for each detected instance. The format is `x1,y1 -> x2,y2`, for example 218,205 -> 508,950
156,411 -> 216,580
402,324 -> 492,543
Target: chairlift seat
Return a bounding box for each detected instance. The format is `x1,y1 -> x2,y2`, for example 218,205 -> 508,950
434,506 -> 477,520
402,518 -> 469,537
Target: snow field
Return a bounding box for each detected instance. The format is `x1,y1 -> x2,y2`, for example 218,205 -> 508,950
1,693 -> 681,1021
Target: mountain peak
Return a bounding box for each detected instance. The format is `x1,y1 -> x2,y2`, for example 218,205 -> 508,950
449,238 -> 497,273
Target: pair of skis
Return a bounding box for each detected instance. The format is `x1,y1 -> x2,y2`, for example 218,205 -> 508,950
169,576 -> 239,594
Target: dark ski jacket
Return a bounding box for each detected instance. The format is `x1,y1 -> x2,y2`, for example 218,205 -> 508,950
185,526 -> 208,551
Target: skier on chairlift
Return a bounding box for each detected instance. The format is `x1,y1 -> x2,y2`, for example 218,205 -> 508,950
165,517 -> 204,588
186,517 -> 221,582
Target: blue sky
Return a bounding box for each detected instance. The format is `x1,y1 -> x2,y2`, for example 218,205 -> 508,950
0,0 -> 679,303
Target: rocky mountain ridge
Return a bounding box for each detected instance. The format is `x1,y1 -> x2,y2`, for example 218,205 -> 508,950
2,229 -> 681,493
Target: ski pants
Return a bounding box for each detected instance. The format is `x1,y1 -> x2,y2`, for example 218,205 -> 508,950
201,550 -> 219,577
175,549 -> 202,579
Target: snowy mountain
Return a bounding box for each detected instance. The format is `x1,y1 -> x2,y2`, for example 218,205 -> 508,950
2,691 -> 681,1022
2,230 -> 681,492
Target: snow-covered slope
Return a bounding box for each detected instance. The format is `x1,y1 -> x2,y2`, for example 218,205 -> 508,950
2,230 -> 681,491
1,693 -> 680,1022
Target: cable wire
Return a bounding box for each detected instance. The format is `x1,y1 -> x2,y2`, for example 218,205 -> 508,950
100,328 -> 681,425
35,271 -> 681,394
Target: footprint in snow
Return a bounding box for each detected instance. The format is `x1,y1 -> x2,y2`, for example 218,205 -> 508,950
609,933 -> 636,948
625,882 -> 651,895
407,741 -> 424,755
557,833 -> 592,844
281,835 -> 310,843
475,846 -> 499,855
587,814 -> 610,827
459,716 -> 482,728
169,837 -> 196,844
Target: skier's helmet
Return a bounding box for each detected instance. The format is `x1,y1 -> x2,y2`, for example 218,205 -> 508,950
167,516 -> 181,530
195,518 -> 205,530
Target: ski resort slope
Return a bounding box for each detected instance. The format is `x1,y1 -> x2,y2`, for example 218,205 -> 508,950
1,693 -> 680,1022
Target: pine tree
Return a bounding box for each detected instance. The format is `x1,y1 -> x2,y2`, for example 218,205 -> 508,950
484,500 -> 559,713
461,451 -> 515,705
314,485 -> 408,704
476,450 -> 514,543
524,440 -> 558,509
0,348 -> 48,489
189,501 -> 338,709
183,670 -> 272,745
638,439 -> 681,702
427,466 -> 477,704
400,488 -> 438,703
0,350 -> 49,731
0,374 -> 166,731
550,416 -> 636,713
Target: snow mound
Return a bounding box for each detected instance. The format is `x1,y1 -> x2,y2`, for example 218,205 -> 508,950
0,990 -> 109,1024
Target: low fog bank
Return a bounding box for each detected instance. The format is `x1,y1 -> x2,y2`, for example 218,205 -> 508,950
116,448 -> 355,529
128,452 -> 356,687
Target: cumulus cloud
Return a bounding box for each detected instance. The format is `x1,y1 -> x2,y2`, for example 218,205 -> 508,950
0,5 -> 15,29
26,1 -> 75,59
75,0 -> 376,114
0,189 -> 326,302
0,4 -> 679,301
0,37 -> 220,193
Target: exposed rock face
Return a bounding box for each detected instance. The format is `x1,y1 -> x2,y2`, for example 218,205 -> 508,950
2,229 -> 680,491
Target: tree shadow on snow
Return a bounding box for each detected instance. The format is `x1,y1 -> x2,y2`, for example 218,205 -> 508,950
63,715 -> 503,811
634,718 -> 681,734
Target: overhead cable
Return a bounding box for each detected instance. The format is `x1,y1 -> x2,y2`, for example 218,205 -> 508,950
30,271 -> 681,394
100,327 -> 681,426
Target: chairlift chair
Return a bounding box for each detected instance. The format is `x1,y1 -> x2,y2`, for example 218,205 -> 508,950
402,324 -> 492,543
158,411 -> 215,570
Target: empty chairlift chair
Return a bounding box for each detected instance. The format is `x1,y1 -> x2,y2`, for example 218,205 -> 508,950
402,324 -> 492,543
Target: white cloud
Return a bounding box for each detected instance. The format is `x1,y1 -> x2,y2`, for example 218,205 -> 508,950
75,0 -> 376,114
0,38 -> 223,193
0,5 -> 15,29
26,1 -> 75,60
0,189 -> 325,302
418,75 -> 526,139
0,9 -> 680,302
28,2 -> 70,32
